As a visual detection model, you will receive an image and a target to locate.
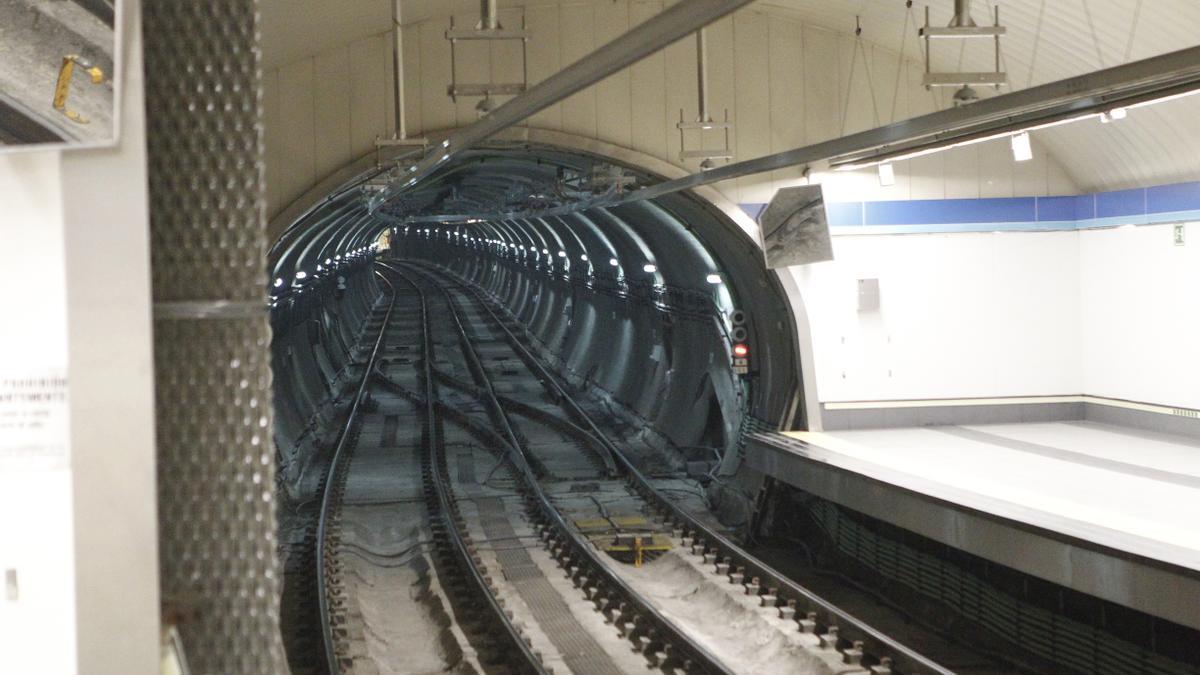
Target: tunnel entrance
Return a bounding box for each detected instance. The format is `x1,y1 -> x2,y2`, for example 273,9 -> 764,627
266,139 -> 805,673
269,139 -> 804,482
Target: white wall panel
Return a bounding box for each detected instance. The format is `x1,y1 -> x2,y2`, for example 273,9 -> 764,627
262,68 -> 282,216
594,2 -> 632,149
276,58 -> 317,213
765,16 -> 805,190
349,34 -> 394,152
401,23 -> 424,135
266,33 -> 397,218
943,145 -> 979,200
492,8 -> 528,115
419,18 -> 456,133
801,24 -> 840,145
313,47 -> 353,181
524,5 -> 563,131
262,0 -> 391,69
1080,223 -> 1200,409
628,1 -> 667,161
732,11 -> 770,203
978,141 -> 1014,199
558,3 -> 597,138
792,231 -> 1083,402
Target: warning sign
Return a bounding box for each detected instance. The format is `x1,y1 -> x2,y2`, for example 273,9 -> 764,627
0,371 -> 69,466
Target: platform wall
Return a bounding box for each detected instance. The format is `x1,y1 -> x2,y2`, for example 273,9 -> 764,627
792,221 -> 1200,414
1080,222 -> 1199,409
790,231 -> 1084,403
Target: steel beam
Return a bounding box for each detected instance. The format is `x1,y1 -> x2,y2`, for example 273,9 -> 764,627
604,44 -> 1200,206
370,0 -> 756,211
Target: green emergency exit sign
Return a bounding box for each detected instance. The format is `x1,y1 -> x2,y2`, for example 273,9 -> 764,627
1175,224 -> 1186,246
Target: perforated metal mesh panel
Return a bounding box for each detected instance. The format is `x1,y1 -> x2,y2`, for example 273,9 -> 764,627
144,1 -> 286,672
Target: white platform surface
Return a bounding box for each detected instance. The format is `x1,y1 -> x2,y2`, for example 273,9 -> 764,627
783,421 -> 1200,571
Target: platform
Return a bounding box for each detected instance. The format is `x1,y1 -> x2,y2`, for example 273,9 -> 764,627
745,421 -> 1200,630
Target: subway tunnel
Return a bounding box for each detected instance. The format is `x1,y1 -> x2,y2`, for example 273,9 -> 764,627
265,140 -> 829,673
268,141 -> 803,507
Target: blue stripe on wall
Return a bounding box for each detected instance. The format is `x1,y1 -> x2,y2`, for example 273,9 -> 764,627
1096,188 -> 1145,219
864,197 -> 1036,226
1147,182 -> 1200,213
826,202 -> 864,227
739,179 -> 1200,234
1037,196 -> 1077,222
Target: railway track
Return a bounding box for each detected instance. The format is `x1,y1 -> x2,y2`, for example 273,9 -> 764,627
314,268 -> 398,673
303,258 -> 954,675
388,261 -> 738,674
394,259 -> 955,675
313,265 -> 551,673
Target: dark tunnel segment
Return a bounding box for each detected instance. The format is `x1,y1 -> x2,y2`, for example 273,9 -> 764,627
267,142 -> 804,505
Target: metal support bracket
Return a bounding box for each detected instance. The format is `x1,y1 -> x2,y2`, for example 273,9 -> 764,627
53,55 -> 104,124
920,2 -> 1007,96
677,29 -> 733,169
446,12 -> 530,109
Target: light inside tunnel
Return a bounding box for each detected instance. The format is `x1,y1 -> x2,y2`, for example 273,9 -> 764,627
264,139 -> 810,674
268,141 -> 804,513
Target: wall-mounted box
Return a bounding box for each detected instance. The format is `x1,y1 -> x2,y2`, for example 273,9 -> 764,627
858,278 -> 880,312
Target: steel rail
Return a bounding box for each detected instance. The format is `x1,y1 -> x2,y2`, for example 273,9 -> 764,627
393,260 -> 738,674
384,263 -> 551,675
315,264 -> 397,674
413,261 -> 955,675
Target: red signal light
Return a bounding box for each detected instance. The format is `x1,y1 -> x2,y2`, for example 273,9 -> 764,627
732,343 -> 749,358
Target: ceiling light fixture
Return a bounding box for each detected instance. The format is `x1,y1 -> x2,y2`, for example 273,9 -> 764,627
1010,131 -> 1033,162
877,163 -> 895,187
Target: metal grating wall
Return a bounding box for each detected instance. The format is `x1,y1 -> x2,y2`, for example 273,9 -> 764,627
808,500 -> 1197,675
144,1 -> 287,672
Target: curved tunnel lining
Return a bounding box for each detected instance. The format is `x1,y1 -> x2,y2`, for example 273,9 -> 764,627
269,137 -> 809,448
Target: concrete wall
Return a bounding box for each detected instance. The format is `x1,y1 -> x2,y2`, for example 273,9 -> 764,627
0,151 -> 77,675
794,221 -> 1200,412
261,1 -> 1078,218
791,231 -> 1083,403
0,2 -> 158,673
263,30 -> 396,219
1080,222 -> 1199,409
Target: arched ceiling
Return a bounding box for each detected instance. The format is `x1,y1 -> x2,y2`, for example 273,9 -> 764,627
269,143 -> 738,295
272,0 -> 1200,193
759,0 -> 1200,191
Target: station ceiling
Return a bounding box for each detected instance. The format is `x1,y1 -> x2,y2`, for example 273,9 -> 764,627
263,0 -> 1200,192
